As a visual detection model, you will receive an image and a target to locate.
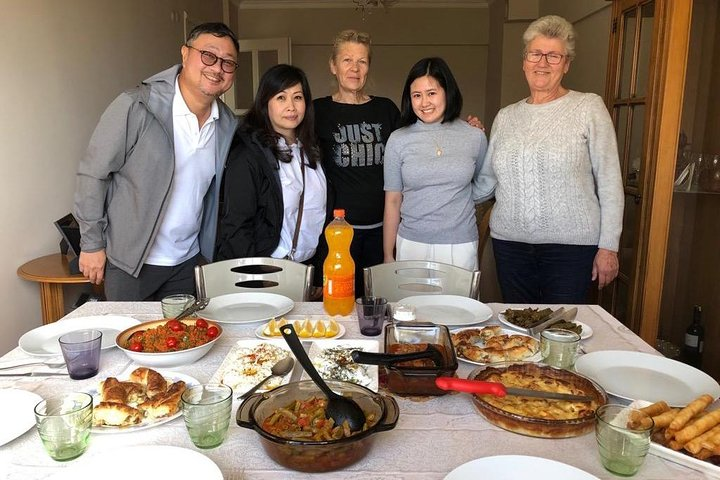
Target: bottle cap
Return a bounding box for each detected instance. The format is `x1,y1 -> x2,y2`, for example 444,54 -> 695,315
333,209 -> 345,217
393,304 -> 416,322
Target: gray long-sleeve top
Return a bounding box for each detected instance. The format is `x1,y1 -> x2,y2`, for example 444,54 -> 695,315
384,119 -> 488,244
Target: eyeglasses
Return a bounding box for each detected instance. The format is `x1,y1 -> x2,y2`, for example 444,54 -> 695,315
524,51 -> 565,65
185,45 -> 239,73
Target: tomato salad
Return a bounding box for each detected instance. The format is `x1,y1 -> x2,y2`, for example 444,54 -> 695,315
126,319 -> 219,353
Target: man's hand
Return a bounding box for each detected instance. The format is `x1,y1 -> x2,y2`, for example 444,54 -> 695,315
79,250 -> 107,285
592,248 -> 619,289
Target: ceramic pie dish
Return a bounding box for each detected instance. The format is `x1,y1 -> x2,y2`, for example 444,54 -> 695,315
468,362 -> 607,438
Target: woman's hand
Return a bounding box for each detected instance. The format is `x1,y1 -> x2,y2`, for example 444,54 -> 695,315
592,248 -> 619,289
466,115 -> 485,131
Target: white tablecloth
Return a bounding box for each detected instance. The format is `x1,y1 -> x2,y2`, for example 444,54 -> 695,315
0,302 -> 712,479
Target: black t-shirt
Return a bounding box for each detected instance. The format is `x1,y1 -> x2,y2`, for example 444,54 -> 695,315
314,96 -> 400,226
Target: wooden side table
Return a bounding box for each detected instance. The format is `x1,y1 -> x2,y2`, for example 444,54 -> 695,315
17,253 -> 99,324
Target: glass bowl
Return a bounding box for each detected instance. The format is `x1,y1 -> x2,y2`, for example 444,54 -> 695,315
384,322 -> 458,395
116,318 -> 222,368
468,362 -> 607,438
236,380 -> 399,472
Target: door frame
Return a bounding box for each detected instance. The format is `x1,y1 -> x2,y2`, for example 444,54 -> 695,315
636,0 -> 692,344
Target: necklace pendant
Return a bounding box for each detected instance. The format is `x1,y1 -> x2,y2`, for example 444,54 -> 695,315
436,148 -> 442,156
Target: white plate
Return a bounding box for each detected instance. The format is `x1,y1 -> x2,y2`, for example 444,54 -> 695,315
48,445 -> 222,480
445,455 -> 599,480
575,350 -> 720,406
450,326 -> 541,366
88,367 -> 198,433
303,339 -> 379,391
210,339 -> 294,395
255,315 -> 346,341
630,400 -> 720,478
497,313 -> 593,340
199,292 -> 294,324
19,316 -> 141,356
0,389 -> 43,447
398,295 -> 492,326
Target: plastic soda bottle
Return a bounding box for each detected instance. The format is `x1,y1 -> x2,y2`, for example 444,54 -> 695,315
323,209 -> 355,316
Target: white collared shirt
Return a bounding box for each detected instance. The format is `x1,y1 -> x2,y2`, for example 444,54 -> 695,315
145,77 -> 219,266
271,139 -> 327,262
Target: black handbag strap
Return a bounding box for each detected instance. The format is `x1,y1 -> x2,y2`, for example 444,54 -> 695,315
287,149 -> 306,261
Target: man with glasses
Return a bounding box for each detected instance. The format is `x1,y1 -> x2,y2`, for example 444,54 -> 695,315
74,23 -> 240,300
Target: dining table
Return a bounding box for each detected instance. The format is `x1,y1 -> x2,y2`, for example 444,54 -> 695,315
0,301 -> 716,480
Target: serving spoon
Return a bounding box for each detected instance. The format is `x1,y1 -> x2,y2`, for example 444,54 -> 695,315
280,324 -> 366,432
174,297 -> 210,321
237,356 -> 295,400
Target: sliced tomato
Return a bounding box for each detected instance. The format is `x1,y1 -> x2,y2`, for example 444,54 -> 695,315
195,318 -> 208,329
207,326 -> 219,339
129,342 -> 143,352
166,337 -> 178,349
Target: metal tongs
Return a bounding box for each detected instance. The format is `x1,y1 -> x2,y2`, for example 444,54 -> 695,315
174,298 -> 210,321
351,345 -> 445,367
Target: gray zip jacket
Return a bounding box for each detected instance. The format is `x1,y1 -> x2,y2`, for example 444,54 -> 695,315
73,65 -> 238,277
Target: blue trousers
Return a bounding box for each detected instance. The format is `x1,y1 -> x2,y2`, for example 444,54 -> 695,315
492,239 -> 597,304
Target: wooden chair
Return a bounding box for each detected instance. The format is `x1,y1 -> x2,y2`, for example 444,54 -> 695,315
195,257 -> 314,302
363,260 -> 481,302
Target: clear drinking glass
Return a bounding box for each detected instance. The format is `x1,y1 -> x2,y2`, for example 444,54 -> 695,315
34,392 -> 93,461
161,294 -> 195,319
181,384 -> 233,449
540,328 -> 580,369
596,404 -> 654,476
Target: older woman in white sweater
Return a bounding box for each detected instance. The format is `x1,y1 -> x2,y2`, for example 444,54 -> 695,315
474,15 -> 624,304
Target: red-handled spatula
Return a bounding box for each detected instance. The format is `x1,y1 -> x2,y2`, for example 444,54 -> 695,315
434,377 -> 594,402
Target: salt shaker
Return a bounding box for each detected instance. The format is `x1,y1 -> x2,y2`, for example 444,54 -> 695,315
393,304 -> 416,323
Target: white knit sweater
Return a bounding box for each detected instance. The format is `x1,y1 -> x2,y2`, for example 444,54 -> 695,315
476,91 -> 624,251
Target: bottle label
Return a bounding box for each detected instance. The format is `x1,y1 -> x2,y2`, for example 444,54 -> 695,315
324,274 -> 354,298
685,334 -> 699,348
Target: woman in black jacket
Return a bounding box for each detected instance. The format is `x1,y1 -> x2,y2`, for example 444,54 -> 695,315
216,65 -> 326,261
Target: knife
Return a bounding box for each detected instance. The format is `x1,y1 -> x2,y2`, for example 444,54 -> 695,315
0,371 -> 69,377
435,377 -> 594,402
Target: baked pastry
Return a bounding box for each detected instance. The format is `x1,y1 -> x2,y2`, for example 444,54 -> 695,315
100,377 -> 128,404
93,401 -> 144,427
139,380 -> 186,419
451,326 -> 539,363
470,363 -> 607,438
120,381 -> 146,404
129,367 -> 168,398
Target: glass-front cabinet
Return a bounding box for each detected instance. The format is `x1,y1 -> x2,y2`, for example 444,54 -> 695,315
605,0 -> 718,381
658,0 -> 720,380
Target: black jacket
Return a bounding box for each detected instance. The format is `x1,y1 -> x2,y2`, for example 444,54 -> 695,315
215,126 -> 284,260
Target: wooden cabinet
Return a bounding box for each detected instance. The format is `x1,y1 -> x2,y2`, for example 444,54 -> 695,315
605,0 -> 719,379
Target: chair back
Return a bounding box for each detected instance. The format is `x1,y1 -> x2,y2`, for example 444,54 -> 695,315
195,257 -> 314,301
363,260 -> 481,302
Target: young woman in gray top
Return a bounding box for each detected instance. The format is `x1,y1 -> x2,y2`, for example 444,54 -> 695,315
383,57 -> 489,271
474,15 -> 624,303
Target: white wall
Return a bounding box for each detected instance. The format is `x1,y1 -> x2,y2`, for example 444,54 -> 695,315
235,6 -> 489,120
0,0 -> 224,355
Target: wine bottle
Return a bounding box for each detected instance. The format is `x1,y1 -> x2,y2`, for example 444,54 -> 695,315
683,305 -> 704,368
